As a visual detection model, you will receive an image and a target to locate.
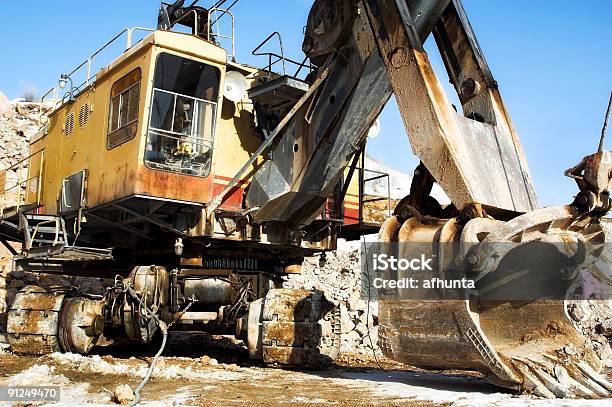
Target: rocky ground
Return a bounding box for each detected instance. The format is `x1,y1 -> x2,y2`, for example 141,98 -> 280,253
1,336 -> 611,407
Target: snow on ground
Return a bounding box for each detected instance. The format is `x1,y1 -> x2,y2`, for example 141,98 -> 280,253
48,352 -> 245,381
0,364 -> 108,406
2,356 -> 611,406
335,370 -> 612,407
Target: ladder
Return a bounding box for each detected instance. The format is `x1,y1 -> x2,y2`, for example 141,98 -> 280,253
19,213 -> 69,250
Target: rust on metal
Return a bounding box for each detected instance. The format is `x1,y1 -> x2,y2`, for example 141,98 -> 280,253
7,286 -> 65,355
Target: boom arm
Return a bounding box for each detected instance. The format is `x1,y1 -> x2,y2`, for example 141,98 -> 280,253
246,0 -> 538,226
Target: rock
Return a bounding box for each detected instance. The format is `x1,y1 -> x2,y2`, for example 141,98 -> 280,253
111,384 -> 135,405
340,304 -> 354,334
0,92 -> 10,116
364,325 -> 379,348
154,357 -> 166,372
15,104 -> 29,117
563,346 -> 576,355
568,302 -> 591,322
347,298 -> 365,312
341,331 -> 361,352
24,273 -> 38,284
199,355 -> 211,365
9,279 -> 24,290
209,358 -> 219,366
38,274 -> 71,287
354,322 -> 368,337
359,311 -> 374,327
9,269 -> 25,280
599,319 -> 612,337
223,363 -> 239,371
6,289 -> 16,308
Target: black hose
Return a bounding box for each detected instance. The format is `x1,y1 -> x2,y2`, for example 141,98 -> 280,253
126,287 -> 169,407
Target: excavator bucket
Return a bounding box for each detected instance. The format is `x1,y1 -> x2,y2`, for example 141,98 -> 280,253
360,0 -> 612,397
376,207 -> 612,398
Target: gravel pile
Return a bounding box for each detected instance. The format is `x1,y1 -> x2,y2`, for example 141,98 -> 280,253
285,239 -> 381,355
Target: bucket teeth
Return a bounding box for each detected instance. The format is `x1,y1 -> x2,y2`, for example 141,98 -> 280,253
513,361 -> 556,399
565,365 -> 610,397
509,356 -> 612,399
576,362 -> 612,393
533,367 -> 568,398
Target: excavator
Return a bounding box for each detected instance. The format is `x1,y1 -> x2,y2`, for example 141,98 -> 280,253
1,0 -> 610,399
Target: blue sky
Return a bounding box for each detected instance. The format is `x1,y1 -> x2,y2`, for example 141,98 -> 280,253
0,1 -> 610,207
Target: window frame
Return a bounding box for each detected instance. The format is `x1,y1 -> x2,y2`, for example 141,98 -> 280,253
144,52 -> 221,178
107,68 -> 142,150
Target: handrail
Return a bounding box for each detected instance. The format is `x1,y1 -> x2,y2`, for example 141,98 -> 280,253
358,166 -> 392,220
41,27 -> 155,108
208,7 -> 236,61
169,9 -> 200,38
252,32 -> 314,79
0,150 -> 45,218
252,32 -> 287,76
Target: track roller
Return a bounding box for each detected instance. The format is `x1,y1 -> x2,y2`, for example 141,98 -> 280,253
244,289 -> 341,368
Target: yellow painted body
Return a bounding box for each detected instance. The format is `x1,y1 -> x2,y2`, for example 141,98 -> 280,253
2,30 -> 362,233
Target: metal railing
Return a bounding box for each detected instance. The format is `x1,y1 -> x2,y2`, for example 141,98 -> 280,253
322,166 -> 392,224
208,7 -> 236,61
359,167 -> 392,222
41,27 -> 155,108
0,150 -> 45,218
252,32 -> 314,79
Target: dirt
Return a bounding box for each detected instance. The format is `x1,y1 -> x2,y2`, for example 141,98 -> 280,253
1,334 -> 611,406
519,321 -> 566,343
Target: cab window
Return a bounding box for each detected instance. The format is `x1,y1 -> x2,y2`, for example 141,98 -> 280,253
107,68 -> 141,149
145,53 -> 220,177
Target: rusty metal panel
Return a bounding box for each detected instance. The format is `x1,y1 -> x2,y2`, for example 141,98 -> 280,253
136,166 -> 214,204
7,288 -> 64,355
363,0 -> 538,212
261,289 -> 325,322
